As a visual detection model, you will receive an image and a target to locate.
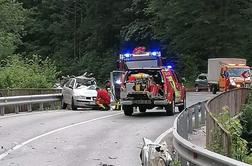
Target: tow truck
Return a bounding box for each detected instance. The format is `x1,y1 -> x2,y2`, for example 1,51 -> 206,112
110,47 -> 186,116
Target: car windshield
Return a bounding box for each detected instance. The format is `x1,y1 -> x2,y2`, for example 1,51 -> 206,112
126,60 -> 158,69
76,78 -> 96,87
198,76 -> 207,80
227,68 -> 250,77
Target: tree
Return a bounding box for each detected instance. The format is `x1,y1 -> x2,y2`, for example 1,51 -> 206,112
0,0 -> 27,58
120,0 -> 154,45
20,0 -> 132,82
149,0 -> 252,76
0,55 -> 59,88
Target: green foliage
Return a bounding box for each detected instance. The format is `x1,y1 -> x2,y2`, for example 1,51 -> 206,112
0,0 -> 27,57
0,55 -> 59,88
177,54 -> 201,82
211,107 -> 250,163
148,0 -> 252,75
7,0 -> 252,84
245,154 -> 252,164
210,126 -> 225,155
240,91 -> 252,153
170,160 -> 181,166
121,0 -> 154,43
19,0 -> 132,82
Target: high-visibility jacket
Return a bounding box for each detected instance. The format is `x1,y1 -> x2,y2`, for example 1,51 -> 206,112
96,89 -> 110,104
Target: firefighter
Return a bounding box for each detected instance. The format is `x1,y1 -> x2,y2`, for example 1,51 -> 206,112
105,80 -> 111,91
220,66 -> 230,91
96,87 -> 111,110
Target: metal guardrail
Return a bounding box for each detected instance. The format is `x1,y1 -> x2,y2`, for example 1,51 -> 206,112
0,94 -> 62,116
173,89 -> 251,166
206,88 -> 251,156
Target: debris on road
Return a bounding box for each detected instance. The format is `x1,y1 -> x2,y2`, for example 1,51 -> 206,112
108,156 -> 117,159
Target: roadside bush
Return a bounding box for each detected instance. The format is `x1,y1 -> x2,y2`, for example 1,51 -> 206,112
241,92 -> 252,153
211,107 -> 248,162
0,55 -> 59,88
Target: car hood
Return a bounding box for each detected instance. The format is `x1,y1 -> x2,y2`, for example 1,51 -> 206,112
73,88 -> 97,97
229,77 -> 251,82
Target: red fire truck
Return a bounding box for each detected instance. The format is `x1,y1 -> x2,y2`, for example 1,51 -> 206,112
110,47 -> 186,116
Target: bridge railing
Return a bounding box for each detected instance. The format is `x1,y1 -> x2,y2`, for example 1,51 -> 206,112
173,88 -> 251,166
0,93 -> 62,116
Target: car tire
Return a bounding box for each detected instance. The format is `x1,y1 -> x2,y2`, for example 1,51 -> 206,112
208,86 -> 211,92
71,98 -> 77,110
166,99 -> 175,116
139,107 -> 147,113
195,85 -> 199,92
123,105 -> 133,116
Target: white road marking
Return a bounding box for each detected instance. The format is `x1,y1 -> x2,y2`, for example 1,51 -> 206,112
154,127 -> 173,144
0,112 -> 122,160
0,110 -> 64,120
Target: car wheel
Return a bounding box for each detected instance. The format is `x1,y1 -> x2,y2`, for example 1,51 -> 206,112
195,85 -> 199,92
166,99 -> 175,116
71,98 -> 77,110
208,86 -> 211,92
123,105 -> 133,116
139,107 -> 147,113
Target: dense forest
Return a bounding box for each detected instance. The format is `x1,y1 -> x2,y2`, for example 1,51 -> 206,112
1,0 -> 252,84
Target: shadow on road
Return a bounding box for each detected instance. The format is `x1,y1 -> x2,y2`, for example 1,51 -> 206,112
132,111 -> 179,118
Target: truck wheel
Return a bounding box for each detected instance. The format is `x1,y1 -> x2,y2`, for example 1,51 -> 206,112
71,98 -> 77,110
178,98 -> 186,112
212,85 -> 217,94
123,105 -> 133,116
139,107 -> 147,113
166,100 -> 175,116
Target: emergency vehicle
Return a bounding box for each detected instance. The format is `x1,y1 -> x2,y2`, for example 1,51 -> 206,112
110,47 -> 186,116
208,58 -> 251,94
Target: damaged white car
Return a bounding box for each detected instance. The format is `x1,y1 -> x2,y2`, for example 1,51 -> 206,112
62,76 -> 97,110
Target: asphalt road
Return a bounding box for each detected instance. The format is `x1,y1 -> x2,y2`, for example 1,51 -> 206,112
0,92 -> 216,166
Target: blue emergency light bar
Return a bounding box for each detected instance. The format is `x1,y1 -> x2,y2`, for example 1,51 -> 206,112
120,51 -> 161,60
151,51 -> 160,56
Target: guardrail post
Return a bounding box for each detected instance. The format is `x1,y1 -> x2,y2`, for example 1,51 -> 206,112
51,102 -> 55,110
27,104 -> 32,112
39,103 -> 43,111
194,104 -> 199,129
15,105 -> 19,114
188,109 -> 193,134
182,111 -> 188,139
0,107 -> 5,116
200,102 -> 205,125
